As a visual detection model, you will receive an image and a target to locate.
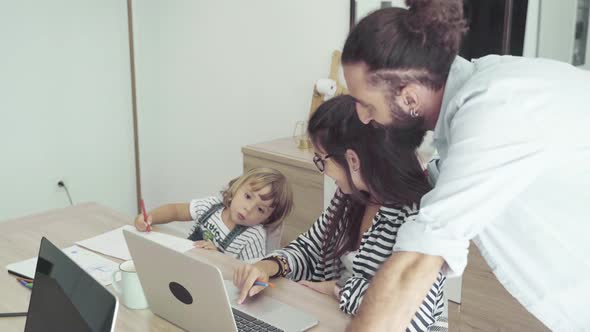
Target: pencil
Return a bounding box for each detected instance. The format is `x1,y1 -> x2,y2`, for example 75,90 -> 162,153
140,199 -> 152,232
0,312 -> 27,317
17,279 -> 33,290
7,270 -> 33,281
254,280 -> 275,288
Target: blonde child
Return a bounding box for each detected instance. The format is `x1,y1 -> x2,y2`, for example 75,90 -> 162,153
134,167 -> 293,261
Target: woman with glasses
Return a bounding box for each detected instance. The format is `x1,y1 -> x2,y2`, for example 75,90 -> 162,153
233,95 -> 447,332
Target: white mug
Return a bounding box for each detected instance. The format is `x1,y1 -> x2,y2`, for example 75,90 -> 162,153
112,260 -> 148,310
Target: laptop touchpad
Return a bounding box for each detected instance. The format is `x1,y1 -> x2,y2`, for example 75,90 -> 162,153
223,280 -> 318,331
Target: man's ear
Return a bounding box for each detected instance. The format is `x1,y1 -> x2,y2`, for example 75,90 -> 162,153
399,84 -> 421,115
345,149 -> 361,172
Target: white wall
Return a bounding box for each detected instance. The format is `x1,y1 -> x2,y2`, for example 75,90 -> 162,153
132,0 -> 349,210
0,0 -> 137,221
526,0 -> 590,70
537,0 -> 579,62
523,0 -> 541,57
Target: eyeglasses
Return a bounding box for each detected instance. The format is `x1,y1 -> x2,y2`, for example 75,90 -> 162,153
313,153 -> 332,173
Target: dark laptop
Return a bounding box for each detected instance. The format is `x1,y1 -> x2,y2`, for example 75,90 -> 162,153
24,237 -> 118,332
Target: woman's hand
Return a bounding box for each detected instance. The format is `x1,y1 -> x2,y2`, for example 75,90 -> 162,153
233,263 -> 271,304
298,280 -> 339,299
134,213 -> 152,232
193,240 -> 217,251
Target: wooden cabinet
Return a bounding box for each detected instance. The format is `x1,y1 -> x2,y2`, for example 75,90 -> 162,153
242,137 -> 323,246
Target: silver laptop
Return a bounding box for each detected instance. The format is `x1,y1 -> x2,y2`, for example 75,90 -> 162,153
123,229 -> 318,332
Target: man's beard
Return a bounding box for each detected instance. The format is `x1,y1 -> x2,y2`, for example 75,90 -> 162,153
374,100 -> 428,150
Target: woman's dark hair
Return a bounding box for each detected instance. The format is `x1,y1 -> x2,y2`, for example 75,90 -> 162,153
342,0 -> 467,90
307,95 -> 431,263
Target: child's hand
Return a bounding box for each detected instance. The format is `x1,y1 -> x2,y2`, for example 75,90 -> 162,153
233,264 -> 269,304
134,213 -> 152,232
193,240 -> 217,251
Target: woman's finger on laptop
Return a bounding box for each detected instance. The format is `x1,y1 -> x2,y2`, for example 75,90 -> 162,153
233,265 -> 244,288
238,272 -> 261,304
234,264 -> 257,289
249,284 -> 265,297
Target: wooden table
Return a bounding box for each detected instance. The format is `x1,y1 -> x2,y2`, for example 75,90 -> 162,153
0,203 -> 349,332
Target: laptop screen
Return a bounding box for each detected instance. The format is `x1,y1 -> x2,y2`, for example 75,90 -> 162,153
24,238 -> 117,332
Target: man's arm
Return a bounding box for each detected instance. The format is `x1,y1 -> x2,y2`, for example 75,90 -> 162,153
346,251 -> 443,332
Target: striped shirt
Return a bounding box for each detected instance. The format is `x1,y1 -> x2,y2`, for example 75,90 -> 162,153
271,190 -> 446,332
189,196 -> 266,261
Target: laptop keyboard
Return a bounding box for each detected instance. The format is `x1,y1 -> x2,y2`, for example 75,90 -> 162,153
232,308 -> 284,332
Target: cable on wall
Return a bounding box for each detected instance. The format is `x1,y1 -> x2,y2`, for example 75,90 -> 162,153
57,181 -> 74,206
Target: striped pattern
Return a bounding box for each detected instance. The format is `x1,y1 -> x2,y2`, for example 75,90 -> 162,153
271,190 -> 447,332
189,197 -> 266,260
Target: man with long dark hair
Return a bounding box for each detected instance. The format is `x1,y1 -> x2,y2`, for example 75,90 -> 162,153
342,0 -> 590,331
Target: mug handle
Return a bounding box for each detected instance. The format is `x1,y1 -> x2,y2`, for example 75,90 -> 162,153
112,270 -> 122,295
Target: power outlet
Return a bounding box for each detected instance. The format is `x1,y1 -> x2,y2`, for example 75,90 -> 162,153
53,177 -> 68,193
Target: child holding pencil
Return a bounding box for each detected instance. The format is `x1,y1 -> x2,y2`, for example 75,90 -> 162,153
134,168 -> 293,261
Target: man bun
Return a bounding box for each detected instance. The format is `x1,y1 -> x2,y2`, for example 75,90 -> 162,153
405,0 -> 467,54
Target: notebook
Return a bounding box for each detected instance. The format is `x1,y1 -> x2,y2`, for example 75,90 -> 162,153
76,225 -> 195,261
6,245 -> 120,286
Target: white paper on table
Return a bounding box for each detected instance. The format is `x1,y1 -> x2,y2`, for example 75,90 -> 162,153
76,225 -> 195,261
63,245 -> 121,286
6,256 -> 37,280
6,245 -> 120,286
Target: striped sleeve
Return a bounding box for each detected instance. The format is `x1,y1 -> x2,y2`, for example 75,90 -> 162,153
188,196 -> 221,221
339,276 -> 370,315
340,204 -> 447,331
404,273 -> 446,332
430,275 -> 449,332
270,191 -> 344,281
340,273 -> 446,331
266,192 -> 447,331
237,226 -> 267,261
